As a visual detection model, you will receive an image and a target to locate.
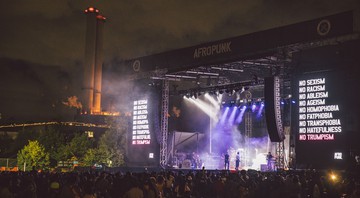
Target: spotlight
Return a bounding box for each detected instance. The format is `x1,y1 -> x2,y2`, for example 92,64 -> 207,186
291,100 -> 296,104
281,101 -> 285,105
240,87 -> 245,93
251,104 -> 257,111
257,102 -> 265,117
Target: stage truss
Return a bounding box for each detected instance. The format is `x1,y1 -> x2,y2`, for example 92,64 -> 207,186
244,111 -> 252,167
160,80 -> 169,168
275,141 -> 285,170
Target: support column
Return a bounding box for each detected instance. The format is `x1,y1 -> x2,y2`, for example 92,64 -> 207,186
244,110 -> 252,167
276,141 -> 285,170
160,80 -> 169,168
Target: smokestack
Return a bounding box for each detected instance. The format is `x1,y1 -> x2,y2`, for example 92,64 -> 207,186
82,7 -> 105,114
93,14 -> 106,113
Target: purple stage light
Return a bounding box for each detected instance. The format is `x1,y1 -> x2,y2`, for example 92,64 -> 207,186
235,105 -> 247,124
257,102 -> 265,117
251,104 -> 256,111
228,106 -> 238,125
220,107 -> 230,125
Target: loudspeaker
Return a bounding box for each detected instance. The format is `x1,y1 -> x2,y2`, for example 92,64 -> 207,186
265,76 -> 285,142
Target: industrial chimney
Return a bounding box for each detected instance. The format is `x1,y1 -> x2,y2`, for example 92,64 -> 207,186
82,7 -> 106,114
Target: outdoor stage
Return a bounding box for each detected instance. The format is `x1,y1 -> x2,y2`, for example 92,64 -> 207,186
126,11 -> 360,170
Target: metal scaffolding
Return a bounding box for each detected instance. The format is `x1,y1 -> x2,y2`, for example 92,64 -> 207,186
244,111 -> 252,167
275,141 -> 285,170
160,80 -> 169,168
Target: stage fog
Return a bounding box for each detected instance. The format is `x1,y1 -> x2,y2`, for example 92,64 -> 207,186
168,92 -> 283,170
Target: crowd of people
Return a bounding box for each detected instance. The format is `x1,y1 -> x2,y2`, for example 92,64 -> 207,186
0,167 -> 359,198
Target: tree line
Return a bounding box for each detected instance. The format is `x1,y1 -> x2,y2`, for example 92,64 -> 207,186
0,117 -> 128,171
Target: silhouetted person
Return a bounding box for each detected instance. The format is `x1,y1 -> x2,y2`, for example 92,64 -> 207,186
224,152 -> 230,170
235,152 -> 240,171
266,152 -> 273,171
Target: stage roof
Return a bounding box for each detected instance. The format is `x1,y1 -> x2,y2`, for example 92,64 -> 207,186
122,11 -> 359,97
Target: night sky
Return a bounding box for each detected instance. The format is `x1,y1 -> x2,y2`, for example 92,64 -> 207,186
0,0 -> 358,123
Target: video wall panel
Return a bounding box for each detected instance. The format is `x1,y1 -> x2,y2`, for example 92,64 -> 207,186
293,70 -> 348,169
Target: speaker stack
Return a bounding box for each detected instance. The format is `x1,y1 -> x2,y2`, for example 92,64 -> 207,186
265,76 -> 285,142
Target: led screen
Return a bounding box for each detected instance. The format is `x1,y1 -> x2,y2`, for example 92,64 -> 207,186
297,77 -> 342,141
132,99 -> 151,144
293,71 -> 348,169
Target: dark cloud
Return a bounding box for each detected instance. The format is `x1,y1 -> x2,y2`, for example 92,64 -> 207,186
0,58 -> 79,122
0,0 -> 358,122
0,0 -> 358,67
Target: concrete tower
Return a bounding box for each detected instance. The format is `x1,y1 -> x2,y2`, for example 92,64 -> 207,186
82,7 -> 106,114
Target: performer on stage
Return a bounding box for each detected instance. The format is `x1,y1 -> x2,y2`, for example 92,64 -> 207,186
191,152 -> 200,169
224,152 -> 230,170
266,152 -> 273,171
235,152 -> 240,171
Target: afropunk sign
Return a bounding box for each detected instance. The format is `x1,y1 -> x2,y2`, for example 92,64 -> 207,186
298,77 -> 342,141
